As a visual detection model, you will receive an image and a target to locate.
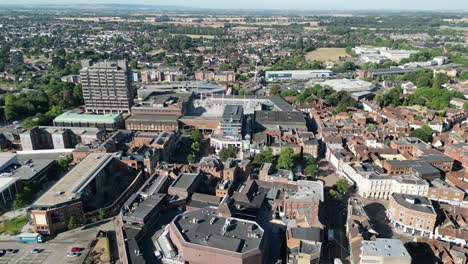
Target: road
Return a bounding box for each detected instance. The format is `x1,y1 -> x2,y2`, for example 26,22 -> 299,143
320,189 -> 350,264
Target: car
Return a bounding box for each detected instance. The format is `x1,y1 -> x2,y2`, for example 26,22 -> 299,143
30,249 -> 42,254
70,247 -> 82,253
4,249 -> 17,254
67,252 -> 80,257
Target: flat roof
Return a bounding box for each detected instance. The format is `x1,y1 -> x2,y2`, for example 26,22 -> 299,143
171,173 -> 199,190
127,114 -> 179,123
54,112 -> 121,124
9,159 -> 56,181
0,177 -> 16,193
123,193 -> 166,223
361,239 -> 410,259
255,111 -> 306,127
33,153 -> 114,207
172,207 -> 264,253
222,105 -> 243,121
0,153 -> 17,167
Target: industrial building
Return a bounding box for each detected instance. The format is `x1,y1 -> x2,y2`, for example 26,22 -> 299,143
317,78 -> 375,92
53,112 -> 124,130
265,70 -> 333,81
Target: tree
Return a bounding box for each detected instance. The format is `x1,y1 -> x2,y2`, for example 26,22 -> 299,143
191,141 -> 200,153
277,148 -> 296,170
98,209 -> 106,221
432,73 -> 449,89
336,179 -> 350,194
270,85 -> 281,96
187,154 -> 195,164
252,147 -> 274,167
329,189 -> 339,199
191,129 -> 203,143
304,156 -> 318,177
67,216 -> 80,230
410,125 -> 433,142
219,146 -> 238,161
382,87 -> 401,107
58,155 -> 72,173
13,194 -> 27,209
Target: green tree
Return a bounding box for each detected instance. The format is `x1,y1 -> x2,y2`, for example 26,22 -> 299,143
432,73 -> 449,89
187,154 -> 196,164
191,129 -> 203,143
277,148 -> 296,170
382,87 -> 401,107
270,85 -> 281,96
304,156 -> 318,177
410,125 -> 433,142
191,141 -> 201,153
336,178 -> 350,194
98,209 -> 106,221
13,194 -> 27,210
329,189 -> 339,199
58,155 -> 72,173
252,147 -> 274,167
67,216 -> 80,230
219,145 -> 238,161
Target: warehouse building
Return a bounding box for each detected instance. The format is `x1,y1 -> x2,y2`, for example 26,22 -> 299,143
265,70 -> 333,81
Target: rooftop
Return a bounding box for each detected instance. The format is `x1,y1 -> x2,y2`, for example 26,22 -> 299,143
391,193 -> 435,215
361,238 -> 411,259
172,207 -> 264,253
171,172 -> 199,190
54,112 -> 121,124
33,153 -> 114,207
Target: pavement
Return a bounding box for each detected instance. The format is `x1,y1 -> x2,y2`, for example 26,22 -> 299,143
0,241 -> 84,264
0,218 -> 116,264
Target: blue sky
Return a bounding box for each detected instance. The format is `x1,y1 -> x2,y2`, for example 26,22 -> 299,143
7,0 -> 468,10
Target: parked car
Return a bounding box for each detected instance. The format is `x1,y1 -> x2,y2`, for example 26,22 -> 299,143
4,249 -> 17,254
67,252 -> 81,257
70,247 -> 82,253
30,249 -> 42,254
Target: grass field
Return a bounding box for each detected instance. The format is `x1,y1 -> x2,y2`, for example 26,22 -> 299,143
306,48 -> 350,62
0,214 -> 29,235
440,25 -> 468,32
171,34 -> 215,39
147,49 -> 165,55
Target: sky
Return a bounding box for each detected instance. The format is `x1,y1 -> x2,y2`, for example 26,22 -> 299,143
5,0 -> 468,11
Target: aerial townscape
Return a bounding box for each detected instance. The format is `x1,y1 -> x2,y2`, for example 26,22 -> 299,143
0,1 -> 467,264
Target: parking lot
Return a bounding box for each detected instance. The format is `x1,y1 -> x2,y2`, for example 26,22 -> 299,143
0,242 -> 85,264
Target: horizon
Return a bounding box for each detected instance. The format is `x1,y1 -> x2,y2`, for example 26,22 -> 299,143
3,0 -> 468,11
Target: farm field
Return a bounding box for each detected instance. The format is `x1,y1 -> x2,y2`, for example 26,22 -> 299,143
306,48 -> 349,62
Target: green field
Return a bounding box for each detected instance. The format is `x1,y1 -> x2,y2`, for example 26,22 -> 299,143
171,34 -> 215,39
0,215 -> 29,235
306,48 -> 350,62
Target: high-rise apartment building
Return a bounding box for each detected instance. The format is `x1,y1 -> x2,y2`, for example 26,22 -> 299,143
80,60 -> 133,114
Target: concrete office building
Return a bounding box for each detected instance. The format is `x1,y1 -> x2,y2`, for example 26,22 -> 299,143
30,153 -> 117,234
169,207 -> 266,264
219,105 -> 244,137
265,70 -> 333,81
80,60 -> 133,114
360,239 -> 411,264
